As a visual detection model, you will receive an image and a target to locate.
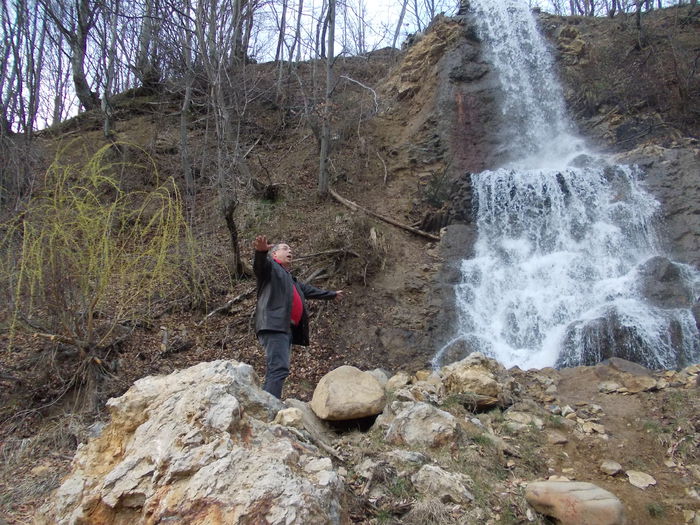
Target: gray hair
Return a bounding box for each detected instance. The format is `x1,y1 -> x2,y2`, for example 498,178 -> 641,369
269,243 -> 284,256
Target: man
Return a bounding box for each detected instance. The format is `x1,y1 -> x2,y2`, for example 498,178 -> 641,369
253,235 -> 344,399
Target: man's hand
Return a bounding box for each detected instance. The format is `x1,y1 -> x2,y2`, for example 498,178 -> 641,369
334,290 -> 346,301
253,235 -> 272,252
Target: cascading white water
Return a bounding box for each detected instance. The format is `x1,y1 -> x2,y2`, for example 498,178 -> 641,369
434,0 -> 700,370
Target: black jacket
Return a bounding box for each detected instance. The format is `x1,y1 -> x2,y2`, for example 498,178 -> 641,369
254,250 -> 336,346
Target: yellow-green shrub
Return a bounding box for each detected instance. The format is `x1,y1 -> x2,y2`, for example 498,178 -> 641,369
2,142 -> 196,358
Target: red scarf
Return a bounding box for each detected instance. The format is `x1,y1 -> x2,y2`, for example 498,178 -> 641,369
275,258 -> 303,325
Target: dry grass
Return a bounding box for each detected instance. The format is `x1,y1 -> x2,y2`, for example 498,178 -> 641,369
0,413 -> 92,521
401,498 -> 460,525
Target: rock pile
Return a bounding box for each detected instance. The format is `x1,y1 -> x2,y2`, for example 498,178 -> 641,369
38,354 -> 700,524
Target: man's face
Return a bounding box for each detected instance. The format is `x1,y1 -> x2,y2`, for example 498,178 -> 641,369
272,243 -> 293,266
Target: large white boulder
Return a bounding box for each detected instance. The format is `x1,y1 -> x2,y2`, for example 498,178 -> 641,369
36,360 -> 344,525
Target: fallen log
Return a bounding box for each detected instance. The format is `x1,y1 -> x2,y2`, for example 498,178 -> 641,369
329,189 -> 440,242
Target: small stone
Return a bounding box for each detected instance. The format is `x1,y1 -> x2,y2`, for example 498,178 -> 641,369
547,431 -> 569,445
627,470 -> 656,489
273,407 -> 305,429
600,460 -> 622,476
598,381 -> 622,393
386,371 -> 411,391
385,449 -> 428,466
561,405 -> 575,417
303,457 -> 333,474
681,364 -> 700,376
622,375 -> 658,394
411,464 -> 474,504
581,421 -> 606,434
311,366 -> 386,420
505,411 -> 544,430
30,464 -> 52,476
687,464 -> 700,481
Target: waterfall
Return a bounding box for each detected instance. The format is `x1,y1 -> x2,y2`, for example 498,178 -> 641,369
434,0 -> 700,370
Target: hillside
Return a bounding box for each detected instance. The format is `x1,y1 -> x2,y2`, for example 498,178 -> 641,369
1,4 -> 699,524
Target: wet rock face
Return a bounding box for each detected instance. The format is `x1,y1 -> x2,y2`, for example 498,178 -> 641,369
637,256 -> 696,309
557,306 -> 698,370
615,143 -> 700,269
436,21 -> 504,179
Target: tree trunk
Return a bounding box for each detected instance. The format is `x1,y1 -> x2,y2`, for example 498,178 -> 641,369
180,12 -> 195,204
318,0 -> 335,197
102,0 -> 119,138
392,0 -> 408,50
223,198 -> 244,277
135,0 -> 161,91
636,0 -> 643,30
275,0 -> 288,102
290,0 -> 304,62
274,0 -> 288,62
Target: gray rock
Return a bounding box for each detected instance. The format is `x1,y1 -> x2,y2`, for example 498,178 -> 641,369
526,480 -> 625,525
637,256 -> 695,309
600,460 -> 623,476
627,470 -> 656,489
601,357 -> 653,377
385,402 -> 462,448
411,464 -> 474,504
616,144 -> 700,268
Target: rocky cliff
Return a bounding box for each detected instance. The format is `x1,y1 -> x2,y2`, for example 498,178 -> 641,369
372,8 -> 700,367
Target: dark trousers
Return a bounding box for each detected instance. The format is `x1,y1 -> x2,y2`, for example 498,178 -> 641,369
258,330 -> 293,399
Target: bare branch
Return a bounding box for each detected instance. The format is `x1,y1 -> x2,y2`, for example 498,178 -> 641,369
199,288 -> 255,324
339,74 -> 379,114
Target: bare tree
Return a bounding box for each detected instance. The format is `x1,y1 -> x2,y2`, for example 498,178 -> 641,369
188,0 -> 258,276
39,0 -> 101,111
318,0 -> 334,196
135,0 -> 162,91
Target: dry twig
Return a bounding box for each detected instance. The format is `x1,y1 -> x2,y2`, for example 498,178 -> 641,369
199,288 -> 255,325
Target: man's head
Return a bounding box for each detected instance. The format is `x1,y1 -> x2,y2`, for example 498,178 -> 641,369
270,243 -> 293,267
